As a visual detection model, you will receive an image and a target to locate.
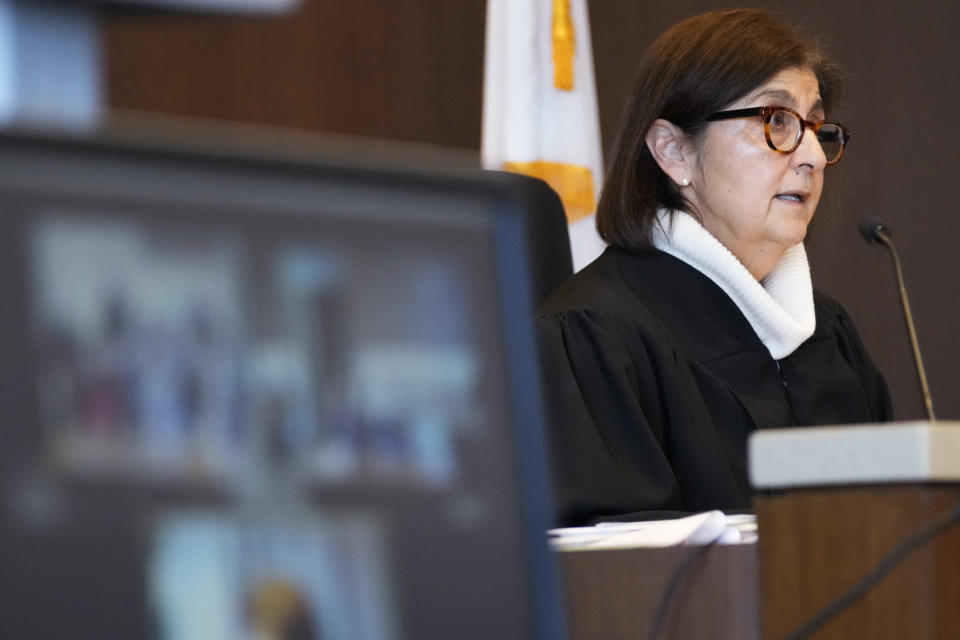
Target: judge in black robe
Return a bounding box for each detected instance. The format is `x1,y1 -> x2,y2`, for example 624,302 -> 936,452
537,247 -> 891,525
537,9 -> 894,526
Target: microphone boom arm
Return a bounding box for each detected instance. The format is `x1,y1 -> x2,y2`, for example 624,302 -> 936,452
873,229 -> 936,422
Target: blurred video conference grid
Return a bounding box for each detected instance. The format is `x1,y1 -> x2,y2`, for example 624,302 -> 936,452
0,132 -> 562,640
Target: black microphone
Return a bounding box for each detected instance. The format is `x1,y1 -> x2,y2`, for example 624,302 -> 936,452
858,217 -> 935,421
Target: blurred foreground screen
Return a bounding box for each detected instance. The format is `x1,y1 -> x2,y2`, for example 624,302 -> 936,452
0,131 -> 563,640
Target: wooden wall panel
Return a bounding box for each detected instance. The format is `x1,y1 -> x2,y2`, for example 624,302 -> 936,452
106,0 -> 487,147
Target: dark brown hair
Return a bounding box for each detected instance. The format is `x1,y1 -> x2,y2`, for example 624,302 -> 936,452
596,9 -> 841,249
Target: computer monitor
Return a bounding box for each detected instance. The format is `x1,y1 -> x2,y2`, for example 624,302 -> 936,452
0,128 -> 566,640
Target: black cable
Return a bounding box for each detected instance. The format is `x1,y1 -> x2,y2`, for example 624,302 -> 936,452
646,542 -> 713,640
783,498 -> 960,640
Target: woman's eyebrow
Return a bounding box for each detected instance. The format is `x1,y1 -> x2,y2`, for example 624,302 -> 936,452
750,88 -> 825,116
750,88 -> 797,106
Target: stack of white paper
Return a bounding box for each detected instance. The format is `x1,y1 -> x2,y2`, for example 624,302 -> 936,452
548,511 -> 757,551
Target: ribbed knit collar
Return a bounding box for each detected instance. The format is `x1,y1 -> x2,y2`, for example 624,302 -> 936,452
651,210 -> 815,359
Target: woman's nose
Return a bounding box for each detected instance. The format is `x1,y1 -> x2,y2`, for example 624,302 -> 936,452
792,127 -> 828,171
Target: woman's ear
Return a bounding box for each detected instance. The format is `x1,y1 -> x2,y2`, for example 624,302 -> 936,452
645,119 -> 695,188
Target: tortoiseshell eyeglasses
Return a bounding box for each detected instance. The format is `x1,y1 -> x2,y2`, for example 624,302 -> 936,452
704,105 -> 850,165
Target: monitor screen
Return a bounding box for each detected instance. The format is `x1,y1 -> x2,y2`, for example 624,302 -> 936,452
0,130 -> 564,640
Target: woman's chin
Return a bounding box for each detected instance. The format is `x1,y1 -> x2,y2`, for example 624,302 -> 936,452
771,212 -> 813,246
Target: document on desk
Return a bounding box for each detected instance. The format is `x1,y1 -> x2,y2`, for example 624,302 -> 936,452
547,511 -> 757,551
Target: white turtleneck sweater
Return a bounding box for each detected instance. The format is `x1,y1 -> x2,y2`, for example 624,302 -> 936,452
650,210 -> 816,359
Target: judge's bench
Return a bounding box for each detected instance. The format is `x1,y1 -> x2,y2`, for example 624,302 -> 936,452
560,421 -> 960,639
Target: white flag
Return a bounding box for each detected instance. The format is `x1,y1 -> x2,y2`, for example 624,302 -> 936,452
482,0 -> 606,273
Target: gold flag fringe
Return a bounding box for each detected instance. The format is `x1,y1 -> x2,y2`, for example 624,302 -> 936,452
552,0 -> 575,90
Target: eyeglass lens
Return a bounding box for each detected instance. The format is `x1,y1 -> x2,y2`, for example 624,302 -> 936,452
814,124 -> 844,163
768,109 -> 843,162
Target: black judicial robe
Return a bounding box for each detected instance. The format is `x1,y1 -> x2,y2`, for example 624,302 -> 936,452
537,246 -> 892,526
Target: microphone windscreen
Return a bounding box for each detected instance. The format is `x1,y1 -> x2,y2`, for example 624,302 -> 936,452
858,217 -> 890,244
